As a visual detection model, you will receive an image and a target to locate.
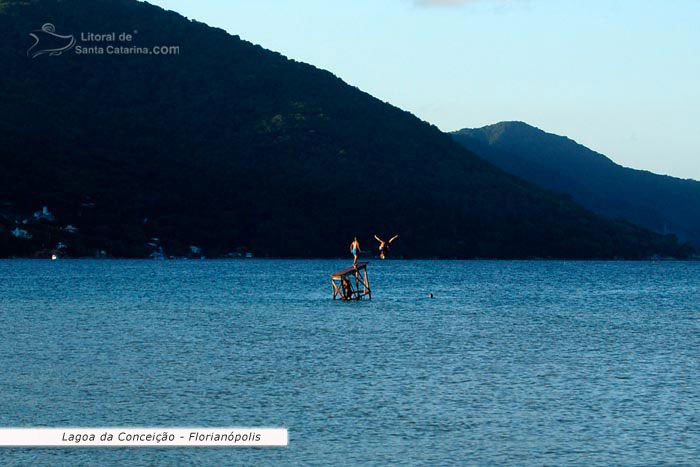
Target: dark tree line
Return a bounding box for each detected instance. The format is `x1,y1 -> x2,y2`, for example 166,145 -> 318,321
0,0 -> 693,259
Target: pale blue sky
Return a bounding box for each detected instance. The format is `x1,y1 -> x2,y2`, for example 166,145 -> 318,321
146,0 -> 699,180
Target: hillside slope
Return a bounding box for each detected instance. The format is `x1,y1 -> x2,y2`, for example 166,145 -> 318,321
0,0 -> 691,259
452,122 -> 700,247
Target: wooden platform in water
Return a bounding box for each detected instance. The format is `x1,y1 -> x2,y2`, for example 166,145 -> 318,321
331,262 -> 371,301
332,262 -> 369,278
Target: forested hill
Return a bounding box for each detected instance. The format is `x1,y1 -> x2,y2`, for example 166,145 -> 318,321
0,0 -> 692,259
452,122 -> 700,248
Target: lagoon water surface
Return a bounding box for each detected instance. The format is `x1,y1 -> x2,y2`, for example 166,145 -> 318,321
0,260 -> 699,465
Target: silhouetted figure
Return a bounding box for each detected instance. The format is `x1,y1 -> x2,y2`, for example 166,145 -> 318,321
374,234 -> 399,259
341,277 -> 353,301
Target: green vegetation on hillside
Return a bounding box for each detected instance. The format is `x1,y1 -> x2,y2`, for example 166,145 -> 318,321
0,0 -> 693,259
452,122 -> 700,249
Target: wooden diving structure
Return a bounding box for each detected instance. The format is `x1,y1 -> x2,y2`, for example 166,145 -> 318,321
332,262 -> 371,301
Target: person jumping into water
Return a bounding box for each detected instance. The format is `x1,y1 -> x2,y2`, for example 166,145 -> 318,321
374,234 -> 399,260
350,237 -> 361,266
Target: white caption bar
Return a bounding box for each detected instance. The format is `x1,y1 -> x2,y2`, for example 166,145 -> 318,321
0,428 -> 287,447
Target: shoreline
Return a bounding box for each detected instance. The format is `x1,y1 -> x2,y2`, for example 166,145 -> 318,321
0,257 -> 698,262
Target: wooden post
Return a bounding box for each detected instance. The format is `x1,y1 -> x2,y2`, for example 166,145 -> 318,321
364,267 -> 371,300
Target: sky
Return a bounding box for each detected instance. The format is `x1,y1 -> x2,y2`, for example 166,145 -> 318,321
146,0 -> 699,180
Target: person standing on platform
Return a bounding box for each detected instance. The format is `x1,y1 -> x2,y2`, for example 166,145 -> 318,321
350,237 -> 361,266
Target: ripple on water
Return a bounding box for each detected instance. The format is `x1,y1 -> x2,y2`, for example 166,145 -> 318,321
0,259 -> 699,465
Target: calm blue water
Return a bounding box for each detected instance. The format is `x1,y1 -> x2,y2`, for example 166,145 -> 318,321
0,260 -> 699,466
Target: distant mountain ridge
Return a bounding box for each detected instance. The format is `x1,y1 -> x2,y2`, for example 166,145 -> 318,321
0,0 -> 692,259
452,122 -> 700,247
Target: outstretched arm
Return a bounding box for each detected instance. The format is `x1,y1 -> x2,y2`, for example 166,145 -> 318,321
374,235 -> 383,244
388,235 -> 399,244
